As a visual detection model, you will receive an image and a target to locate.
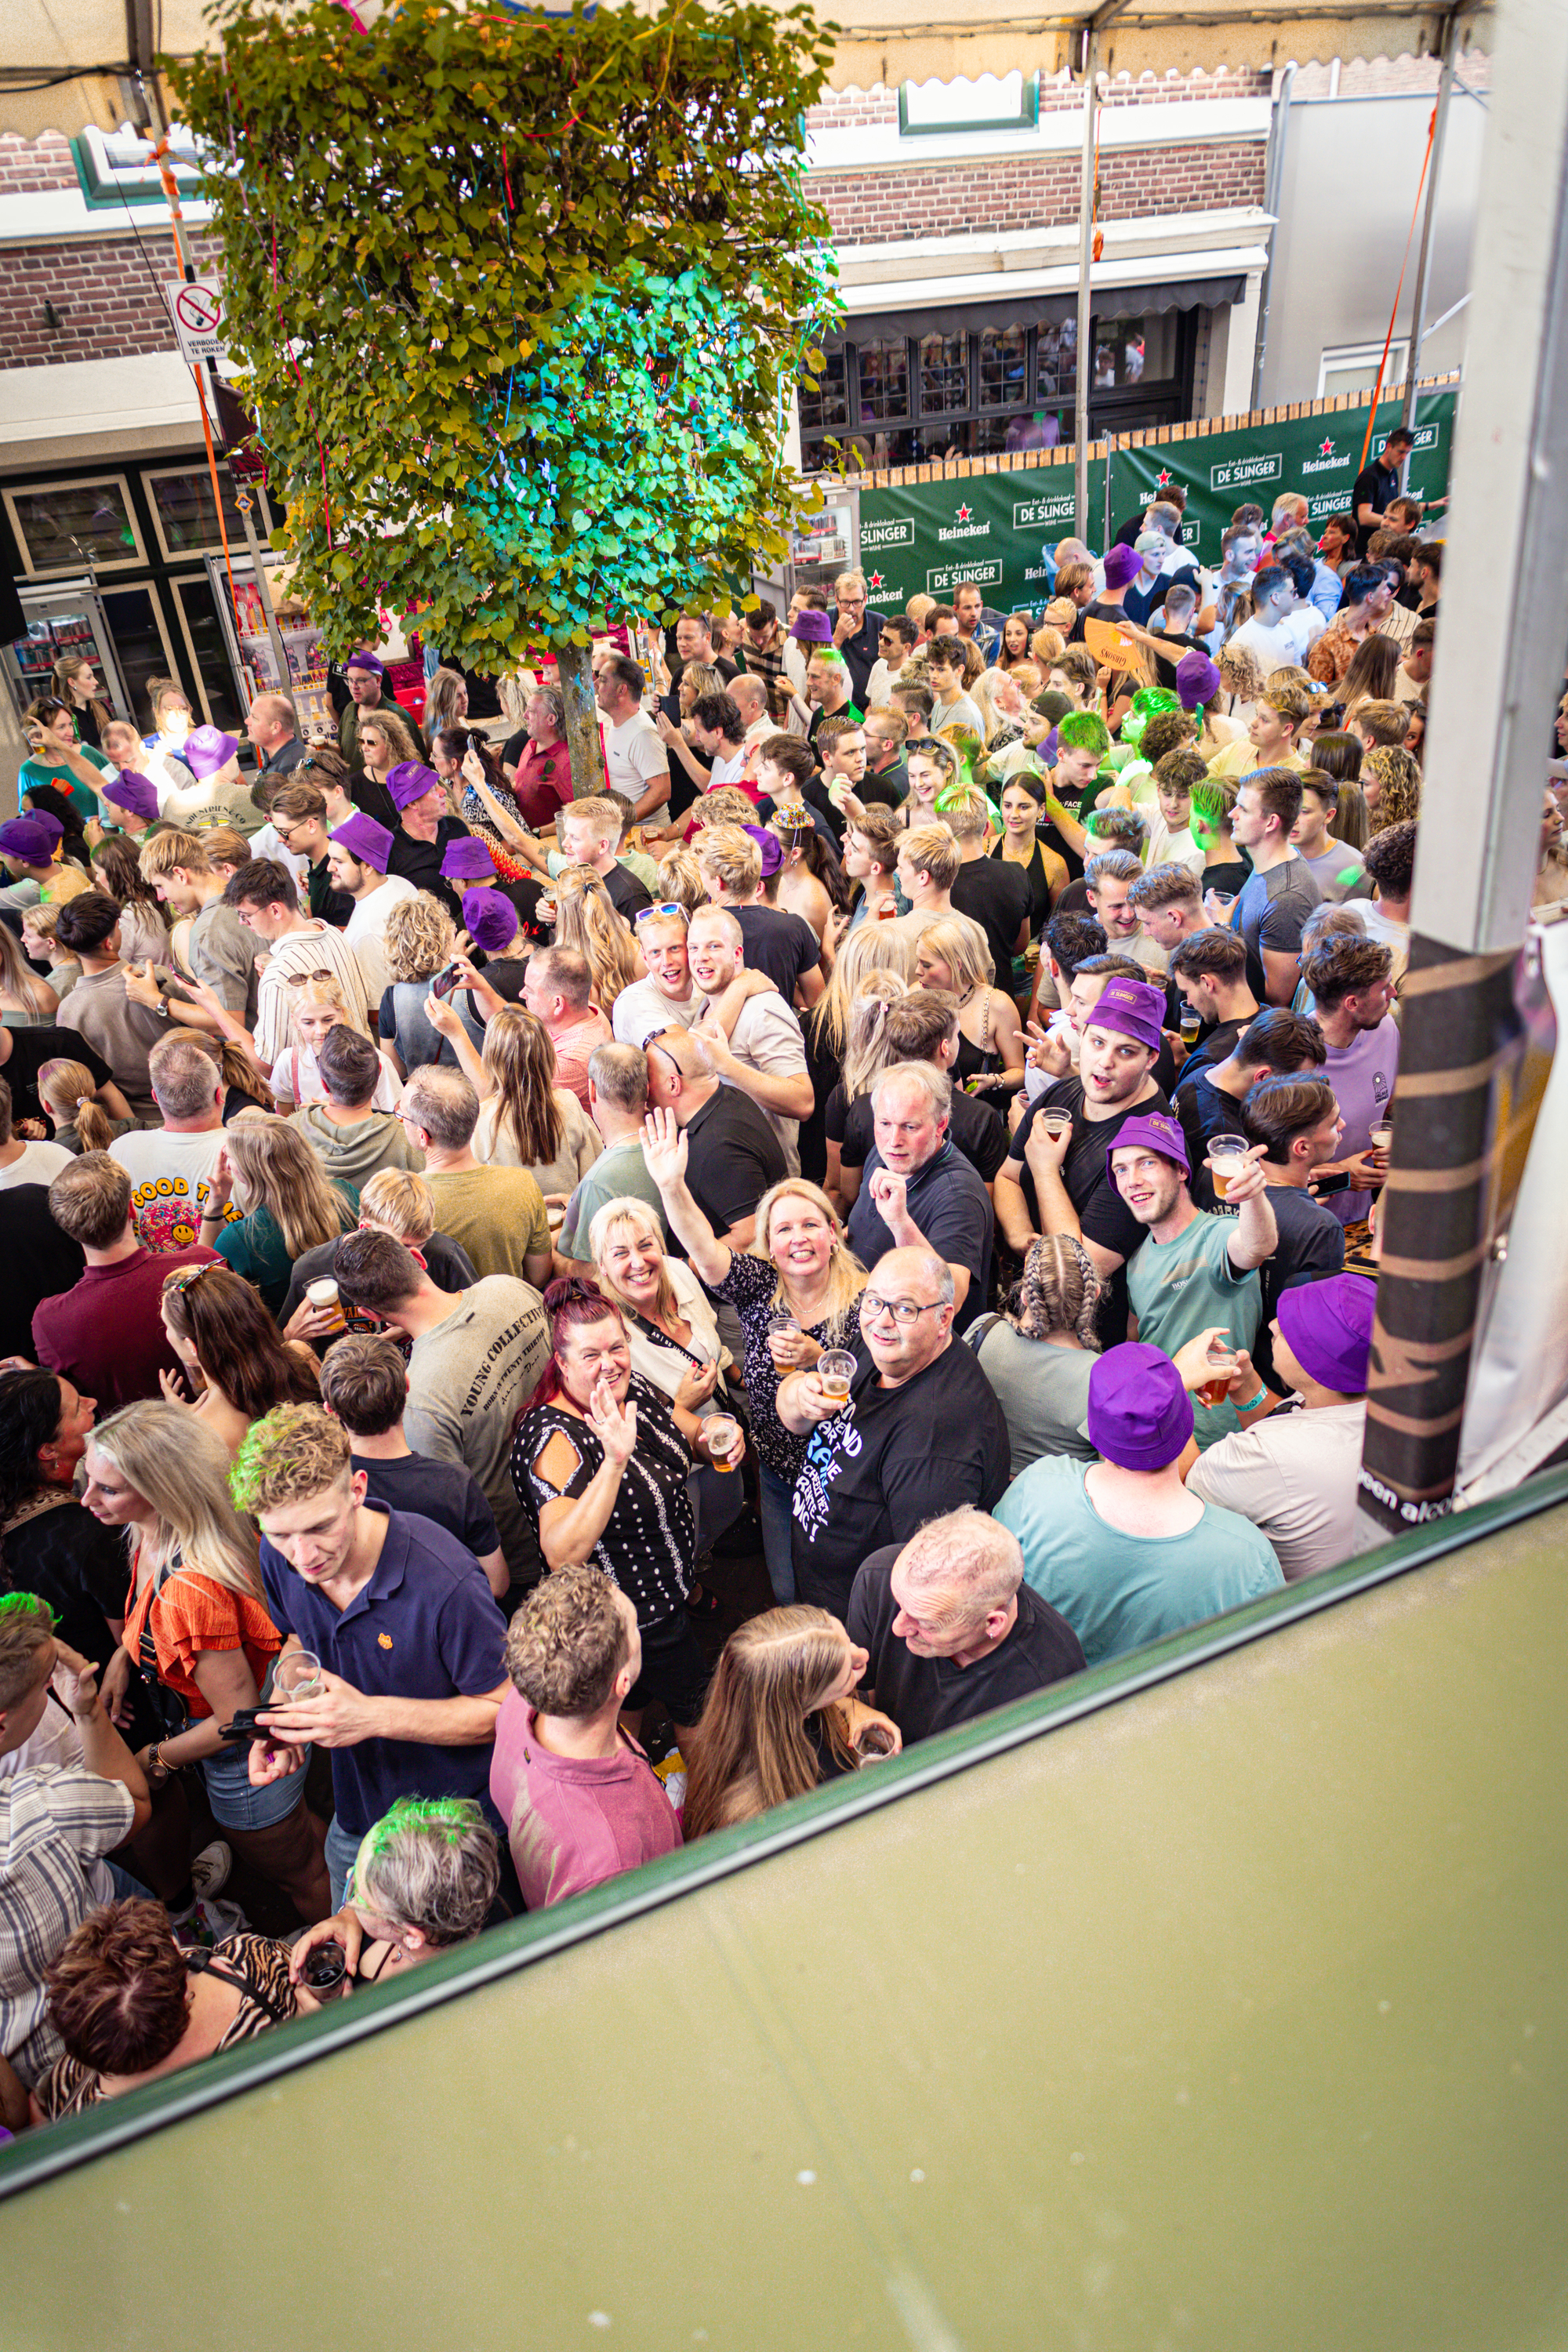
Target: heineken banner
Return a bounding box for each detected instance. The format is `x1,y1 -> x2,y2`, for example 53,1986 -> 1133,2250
851,387 -> 1457,615
1110,387 -> 1459,567
857,456 -> 1109,616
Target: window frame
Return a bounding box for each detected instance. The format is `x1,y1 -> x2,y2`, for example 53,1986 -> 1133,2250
1317,342 -> 1410,401
3,474 -> 150,577
898,71 -> 1041,137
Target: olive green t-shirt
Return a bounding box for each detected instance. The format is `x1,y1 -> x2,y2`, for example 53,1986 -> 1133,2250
423,1165 -> 550,1283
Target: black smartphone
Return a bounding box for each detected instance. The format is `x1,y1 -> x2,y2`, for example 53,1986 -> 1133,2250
430,961 -> 463,1001
217,1707 -> 271,1744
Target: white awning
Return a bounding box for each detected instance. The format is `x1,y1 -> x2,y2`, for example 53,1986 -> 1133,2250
0,0 -> 1494,135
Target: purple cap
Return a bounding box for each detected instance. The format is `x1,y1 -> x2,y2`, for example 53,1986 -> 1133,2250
462,887 -> 518,952
1087,1341 -> 1194,1471
346,648 -> 384,675
1102,543 -> 1143,591
441,836 -> 497,881
742,822 -> 782,878
25,810 -> 64,848
103,770 -> 160,823
0,818 -> 55,864
183,725 -> 239,779
1177,650 -> 1221,710
789,610 -> 834,647
1083,975 -> 1165,1053
1276,1274 -> 1376,1395
387,760 -> 442,811
1107,1109 -> 1190,1189
331,811 -> 394,872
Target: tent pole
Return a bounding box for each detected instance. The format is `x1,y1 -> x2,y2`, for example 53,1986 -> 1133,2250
1074,29 -> 1098,539
1403,9 -> 1462,430
1356,0 -> 1568,1546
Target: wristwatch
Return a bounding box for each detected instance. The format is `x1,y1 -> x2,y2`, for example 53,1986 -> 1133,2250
153,993 -> 169,1020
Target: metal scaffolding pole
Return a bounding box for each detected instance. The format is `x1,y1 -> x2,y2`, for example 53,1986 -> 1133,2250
1073,30 -> 1098,539
1402,9 -> 1463,429
1357,0 -> 1568,1546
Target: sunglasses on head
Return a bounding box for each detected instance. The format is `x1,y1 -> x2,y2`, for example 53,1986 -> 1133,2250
284,967 -> 338,987
633,902 -> 688,926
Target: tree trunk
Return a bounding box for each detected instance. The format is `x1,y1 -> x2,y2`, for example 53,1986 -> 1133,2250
556,640 -> 604,800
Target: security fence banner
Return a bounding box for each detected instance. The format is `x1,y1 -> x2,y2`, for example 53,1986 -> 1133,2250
1110,387 -> 1459,568
849,383 -> 1458,614
857,456 -> 1109,615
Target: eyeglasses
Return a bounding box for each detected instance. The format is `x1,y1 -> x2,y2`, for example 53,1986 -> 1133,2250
860,1290 -> 939,1328
283,967 -> 338,988
633,902 -> 688,927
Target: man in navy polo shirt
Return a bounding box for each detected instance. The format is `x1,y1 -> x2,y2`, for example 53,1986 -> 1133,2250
237,1403 -> 508,1905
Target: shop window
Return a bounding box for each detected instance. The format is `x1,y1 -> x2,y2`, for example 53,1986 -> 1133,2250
899,72 -> 1040,136
1036,321 -> 1077,401
71,124 -> 202,211
5,477 -> 146,575
1091,313 -> 1178,392
798,350 -> 849,433
978,325 -> 1029,410
857,339 -> 909,422
918,333 -> 970,416
146,467 -> 250,561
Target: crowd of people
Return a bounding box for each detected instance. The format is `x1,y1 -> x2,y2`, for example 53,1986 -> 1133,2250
4,430 -> 1559,2147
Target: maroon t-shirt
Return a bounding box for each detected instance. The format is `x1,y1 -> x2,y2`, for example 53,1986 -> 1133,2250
510,738 -> 575,833
31,1243 -> 220,1412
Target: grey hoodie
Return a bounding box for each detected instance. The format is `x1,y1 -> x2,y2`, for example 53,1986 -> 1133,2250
288,1102 -> 424,1188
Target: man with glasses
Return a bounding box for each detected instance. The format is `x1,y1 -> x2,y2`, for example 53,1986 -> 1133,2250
777,1245 -> 1010,1617
223,856 -> 371,1065
264,781 -> 354,927
829,568 -> 886,706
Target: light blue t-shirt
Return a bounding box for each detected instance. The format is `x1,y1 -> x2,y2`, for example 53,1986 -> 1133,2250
1127,1210 -> 1260,1450
994,1454 -> 1283,1665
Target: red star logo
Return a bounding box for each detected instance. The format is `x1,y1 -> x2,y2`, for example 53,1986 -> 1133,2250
1319,438 -> 1335,457
956,503 -> 971,523
868,571 -> 884,591
1157,469 -> 1171,486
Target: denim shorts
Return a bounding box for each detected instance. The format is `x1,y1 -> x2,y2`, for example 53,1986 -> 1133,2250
200,1730 -> 310,1833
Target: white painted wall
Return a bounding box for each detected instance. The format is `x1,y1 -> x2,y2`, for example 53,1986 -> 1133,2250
1260,86 -> 1485,403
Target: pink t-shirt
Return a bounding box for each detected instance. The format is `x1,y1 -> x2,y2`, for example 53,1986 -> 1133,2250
489,1688 -> 681,1908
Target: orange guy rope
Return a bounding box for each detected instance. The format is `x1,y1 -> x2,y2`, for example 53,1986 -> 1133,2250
1359,100 -> 1439,471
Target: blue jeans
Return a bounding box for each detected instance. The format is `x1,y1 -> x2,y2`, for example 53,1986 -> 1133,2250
325,1812 -> 361,1913
758,1462 -> 797,1606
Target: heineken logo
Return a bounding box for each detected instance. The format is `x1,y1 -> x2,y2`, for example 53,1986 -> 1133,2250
1157,468 -> 1172,486
867,571 -> 885,591
1319,437 -> 1335,456
955,502 -> 971,523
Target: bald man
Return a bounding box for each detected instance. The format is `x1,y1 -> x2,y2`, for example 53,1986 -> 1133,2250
245,691 -> 310,780
642,1022 -> 786,1249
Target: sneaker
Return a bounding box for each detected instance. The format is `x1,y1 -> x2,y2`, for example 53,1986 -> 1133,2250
190,1840 -> 233,1904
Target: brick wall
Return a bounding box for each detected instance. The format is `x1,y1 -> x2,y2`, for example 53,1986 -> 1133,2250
0,132 -> 78,194
815,139 -> 1265,242
1,230 -> 221,368
804,67 -> 1272,135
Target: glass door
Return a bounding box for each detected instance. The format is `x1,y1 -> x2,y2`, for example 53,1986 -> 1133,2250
2,585 -> 132,725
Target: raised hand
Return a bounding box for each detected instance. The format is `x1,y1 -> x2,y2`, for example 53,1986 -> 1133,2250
639,1105 -> 688,1192
588,1375 -> 638,1466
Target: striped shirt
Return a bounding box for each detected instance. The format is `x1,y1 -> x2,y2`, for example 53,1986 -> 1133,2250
252,919 -> 372,1065
1,1765 -> 135,2087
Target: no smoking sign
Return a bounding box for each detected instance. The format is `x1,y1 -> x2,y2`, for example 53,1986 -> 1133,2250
165,277 -> 227,363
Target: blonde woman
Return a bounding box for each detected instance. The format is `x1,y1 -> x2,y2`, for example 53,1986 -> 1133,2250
423,666 -> 469,738
588,1192 -> 742,1569
913,915 -> 1026,1109
144,676 -> 196,768
80,1400 -> 329,1921
1218,641 -> 1265,731
423,997 -> 599,1197
1029,622 -> 1067,670
37,1058 -> 129,1155
379,892 -> 484,1076
682,1607 -> 898,1836
260,978 -> 394,1112
805,920 -> 917,1131
655,841 -> 710,915
641,1111 -> 866,1604
554,862 -> 644,1010
357,708 -> 423,798
203,1116 -> 359,1313
0,920 -> 58,1025
20,903 -> 78,1001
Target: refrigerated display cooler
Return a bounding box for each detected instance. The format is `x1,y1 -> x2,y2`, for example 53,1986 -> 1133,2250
204,550 -> 337,735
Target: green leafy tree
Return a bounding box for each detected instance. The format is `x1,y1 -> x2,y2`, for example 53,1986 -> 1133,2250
171,0 -> 839,795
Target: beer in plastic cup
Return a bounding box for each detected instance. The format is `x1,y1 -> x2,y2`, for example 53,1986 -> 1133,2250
818,1349 -> 856,1403
1369,1122 -> 1392,1154
1179,1004 -> 1202,1043
1198,1334 -> 1235,1410
1037,1106 -> 1073,1139
706,1414 -> 742,1474
1207,1134 -> 1248,1199
306,1276 -> 345,1331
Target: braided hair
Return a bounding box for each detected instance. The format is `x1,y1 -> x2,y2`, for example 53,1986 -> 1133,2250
1006,1234 -> 1102,1348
